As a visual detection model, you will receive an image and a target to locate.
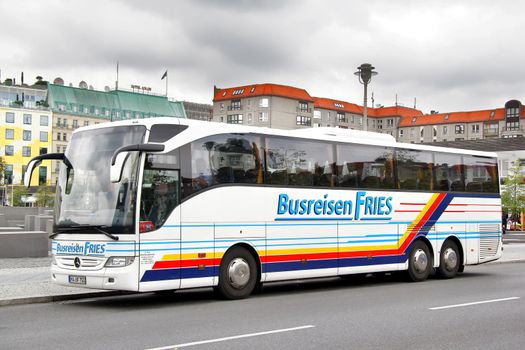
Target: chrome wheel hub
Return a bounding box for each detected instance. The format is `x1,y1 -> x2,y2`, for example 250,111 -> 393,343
413,249 -> 428,274
227,258 -> 250,289
443,247 -> 458,271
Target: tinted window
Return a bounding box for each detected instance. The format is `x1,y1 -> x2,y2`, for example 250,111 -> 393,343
464,155 -> 498,193
434,153 -> 464,192
336,144 -> 395,189
181,134 -> 264,198
266,137 -> 334,187
396,149 -> 433,191
148,124 -> 188,143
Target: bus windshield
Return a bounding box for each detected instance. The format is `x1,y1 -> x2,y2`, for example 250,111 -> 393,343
55,125 -> 146,235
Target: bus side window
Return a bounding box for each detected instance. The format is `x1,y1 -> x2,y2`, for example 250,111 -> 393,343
435,152 -> 464,192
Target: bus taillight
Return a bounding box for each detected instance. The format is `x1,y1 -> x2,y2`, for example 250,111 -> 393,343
140,221 -> 155,233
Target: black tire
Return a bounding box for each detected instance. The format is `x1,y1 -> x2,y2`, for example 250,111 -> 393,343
407,240 -> 432,282
436,240 -> 460,279
216,247 -> 257,300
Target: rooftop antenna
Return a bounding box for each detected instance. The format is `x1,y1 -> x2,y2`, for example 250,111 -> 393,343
414,97 -> 417,109
115,61 -> 119,90
395,93 -> 398,106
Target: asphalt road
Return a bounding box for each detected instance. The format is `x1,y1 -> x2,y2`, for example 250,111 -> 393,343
0,262 -> 523,350
503,231 -> 525,244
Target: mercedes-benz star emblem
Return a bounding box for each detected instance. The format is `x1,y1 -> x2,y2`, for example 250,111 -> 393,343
74,257 -> 81,268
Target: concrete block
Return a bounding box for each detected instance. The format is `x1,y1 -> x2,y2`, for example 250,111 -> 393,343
24,215 -> 36,231
0,231 -> 49,258
35,216 -> 53,231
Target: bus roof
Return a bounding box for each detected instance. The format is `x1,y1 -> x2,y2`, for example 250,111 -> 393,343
74,117 -> 498,158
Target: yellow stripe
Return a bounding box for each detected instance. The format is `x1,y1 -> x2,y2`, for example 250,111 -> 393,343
160,194 -> 442,261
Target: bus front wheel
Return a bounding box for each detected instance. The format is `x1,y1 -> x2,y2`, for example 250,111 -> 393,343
216,247 -> 257,300
436,240 -> 460,279
407,240 -> 432,282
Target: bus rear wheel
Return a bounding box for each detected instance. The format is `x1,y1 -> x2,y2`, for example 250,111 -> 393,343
216,247 -> 257,300
436,240 -> 460,279
407,240 -> 432,282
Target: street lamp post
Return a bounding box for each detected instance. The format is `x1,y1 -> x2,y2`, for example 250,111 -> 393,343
354,63 -> 378,132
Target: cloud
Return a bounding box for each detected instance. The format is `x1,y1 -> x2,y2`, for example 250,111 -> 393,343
1,0 -> 525,112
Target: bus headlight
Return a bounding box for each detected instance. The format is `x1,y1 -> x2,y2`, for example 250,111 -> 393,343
104,256 -> 135,268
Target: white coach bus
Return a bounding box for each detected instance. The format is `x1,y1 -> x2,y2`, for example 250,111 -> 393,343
25,118 -> 502,299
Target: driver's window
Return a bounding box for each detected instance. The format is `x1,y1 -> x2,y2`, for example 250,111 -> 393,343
140,165 -> 180,232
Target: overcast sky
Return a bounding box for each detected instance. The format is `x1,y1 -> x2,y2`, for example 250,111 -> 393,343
1,0 -> 524,114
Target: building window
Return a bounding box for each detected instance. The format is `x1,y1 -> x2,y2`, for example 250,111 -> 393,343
62,119 -> 68,127
23,130 -> 31,141
443,125 -> 448,135
231,100 -> 241,111
336,112 -> 347,123
298,101 -> 309,112
455,125 -> 465,134
471,124 -> 480,133
433,126 -> 437,137
58,104 -> 66,111
40,115 -> 48,126
4,164 -> 13,184
259,111 -> 269,122
125,112 -> 131,119
6,112 -> 14,123
84,121 -> 89,126
5,129 -> 14,139
296,115 -> 312,126
334,103 -> 344,108
232,89 -> 244,95
387,119 -> 394,127
259,98 -> 269,108
5,145 -> 14,156
63,133 -> 67,141
23,114 -> 32,124
399,129 -> 404,137
39,166 -> 47,185
40,147 -> 48,155
57,118 -> 61,127
377,120 -> 383,130
420,126 -> 425,137
227,114 -> 243,124
314,110 -> 321,119
73,120 -> 78,129
57,132 -> 61,140
40,131 -> 48,142
22,146 -> 31,157
72,105 -> 78,113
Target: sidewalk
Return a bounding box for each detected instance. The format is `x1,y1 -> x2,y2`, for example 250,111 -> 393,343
1,244 -> 525,307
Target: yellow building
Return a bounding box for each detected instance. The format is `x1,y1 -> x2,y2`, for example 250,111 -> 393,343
1,105 -> 53,186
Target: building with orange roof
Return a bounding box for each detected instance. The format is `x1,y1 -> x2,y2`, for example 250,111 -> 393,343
212,83 -> 523,144
212,83 -> 314,130
398,100 -> 523,143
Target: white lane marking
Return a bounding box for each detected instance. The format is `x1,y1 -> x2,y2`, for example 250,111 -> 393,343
146,325 -> 315,350
430,297 -> 520,311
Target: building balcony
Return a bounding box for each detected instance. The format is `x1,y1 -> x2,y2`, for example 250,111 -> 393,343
501,126 -> 524,137
296,107 -> 312,113
227,105 -> 243,111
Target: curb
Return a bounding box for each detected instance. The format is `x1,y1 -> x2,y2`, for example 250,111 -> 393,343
0,290 -> 133,307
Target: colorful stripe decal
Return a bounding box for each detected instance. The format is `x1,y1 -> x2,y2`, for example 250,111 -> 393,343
140,193 -> 469,282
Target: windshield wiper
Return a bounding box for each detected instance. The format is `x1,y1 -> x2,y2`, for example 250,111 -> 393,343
52,225 -> 119,241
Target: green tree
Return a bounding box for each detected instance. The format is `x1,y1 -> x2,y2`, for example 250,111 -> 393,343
0,157 -> 5,184
501,161 -> 525,227
11,186 -> 30,207
36,186 -> 54,207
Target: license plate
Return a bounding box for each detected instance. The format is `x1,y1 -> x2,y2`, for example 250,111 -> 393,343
69,275 -> 86,285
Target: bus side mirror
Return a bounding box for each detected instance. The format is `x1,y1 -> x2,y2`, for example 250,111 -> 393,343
24,158 -> 42,187
110,152 -> 130,183
110,143 -> 165,183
